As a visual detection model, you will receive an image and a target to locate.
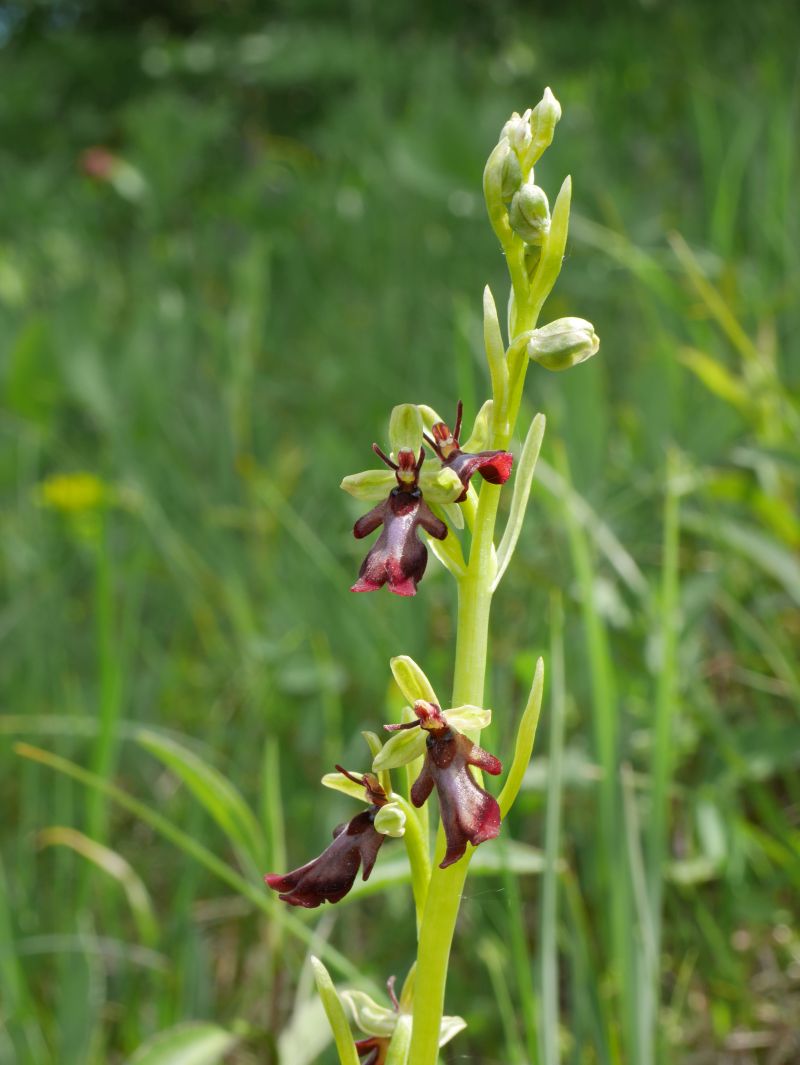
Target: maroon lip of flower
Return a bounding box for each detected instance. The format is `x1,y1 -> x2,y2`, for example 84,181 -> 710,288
351,445 -> 447,597
264,768 -> 389,908
387,701 -> 503,869
424,400 -> 513,501
79,146 -> 117,181
355,1036 -> 389,1065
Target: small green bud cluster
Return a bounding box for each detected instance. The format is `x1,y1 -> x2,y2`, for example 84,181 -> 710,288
486,88 -> 562,248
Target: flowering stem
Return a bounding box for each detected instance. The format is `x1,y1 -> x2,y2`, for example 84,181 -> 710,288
409,468 -> 520,1063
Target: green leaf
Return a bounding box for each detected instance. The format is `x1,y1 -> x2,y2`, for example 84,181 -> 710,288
682,510 -> 800,606
499,658 -> 545,816
125,1022 -> 241,1065
678,347 -> 751,413
136,730 -> 266,873
310,957 -> 360,1065
493,413 -> 546,591
38,827 -> 158,947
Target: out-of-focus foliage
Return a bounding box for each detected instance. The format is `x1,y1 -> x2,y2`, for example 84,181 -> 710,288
1,1 -> 799,1063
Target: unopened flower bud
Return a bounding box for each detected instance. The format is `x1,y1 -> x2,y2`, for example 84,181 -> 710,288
508,180 -> 550,245
499,141 -> 523,200
374,802 -> 406,838
501,108 -> 533,158
527,317 -> 600,371
529,87 -> 562,164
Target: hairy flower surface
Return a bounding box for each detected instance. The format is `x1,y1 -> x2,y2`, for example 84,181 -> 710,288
265,769 -> 390,907
382,700 -> 502,868
350,446 -> 447,596
425,401 -> 513,502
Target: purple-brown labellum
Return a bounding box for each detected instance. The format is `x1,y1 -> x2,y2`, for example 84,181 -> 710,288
388,701 -> 503,869
264,768 -> 389,908
355,1037 -> 389,1065
425,400 -> 513,502
351,445 -> 447,597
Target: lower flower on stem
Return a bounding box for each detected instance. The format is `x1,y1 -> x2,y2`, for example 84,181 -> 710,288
265,769 -> 392,907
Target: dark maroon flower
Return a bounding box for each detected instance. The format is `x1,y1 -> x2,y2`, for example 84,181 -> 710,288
79,146 -> 117,181
351,446 -> 447,597
355,1037 -> 388,1065
265,769 -> 390,908
386,701 -> 502,868
425,400 -> 513,501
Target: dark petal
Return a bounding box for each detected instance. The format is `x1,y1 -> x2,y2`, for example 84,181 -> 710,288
353,501 -> 387,539
409,758 -> 434,807
415,500 -> 448,540
265,809 -> 385,907
350,490 -> 429,596
419,729 -> 502,868
444,449 -> 514,492
355,1037 -> 390,1065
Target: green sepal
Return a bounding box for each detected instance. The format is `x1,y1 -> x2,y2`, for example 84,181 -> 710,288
390,656 -> 438,705
417,466 -> 463,504
373,727 -> 427,772
321,770 -> 367,802
340,469 -> 395,502
389,404 -> 423,456
309,957 -> 360,1065
445,704 -> 493,732
341,990 -> 396,1038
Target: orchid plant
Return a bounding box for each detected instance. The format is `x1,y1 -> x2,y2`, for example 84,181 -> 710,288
266,89 -> 600,1064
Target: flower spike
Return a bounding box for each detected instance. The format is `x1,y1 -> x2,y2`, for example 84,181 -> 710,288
426,401 -> 513,501
265,768 -> 391,908
351,445 -> 447,597
381,700 -> 502,868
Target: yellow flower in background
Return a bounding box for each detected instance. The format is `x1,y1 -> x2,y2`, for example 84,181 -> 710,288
38,471 -> 108,513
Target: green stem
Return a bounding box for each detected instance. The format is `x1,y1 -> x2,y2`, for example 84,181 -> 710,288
393,794 -> 432,929
408,142 -> 559,1060
408,485 -> 501,1063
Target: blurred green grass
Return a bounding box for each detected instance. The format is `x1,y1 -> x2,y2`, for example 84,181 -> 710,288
1,2 -> 799,1063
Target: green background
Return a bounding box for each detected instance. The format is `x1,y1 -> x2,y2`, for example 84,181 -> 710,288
1,1 -> 798,1062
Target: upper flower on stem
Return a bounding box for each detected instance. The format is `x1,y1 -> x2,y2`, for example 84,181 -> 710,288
265,768 -> 395,907
341,404 -> 463,596
376,694 -> 502,869
424,400 -> 513,502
